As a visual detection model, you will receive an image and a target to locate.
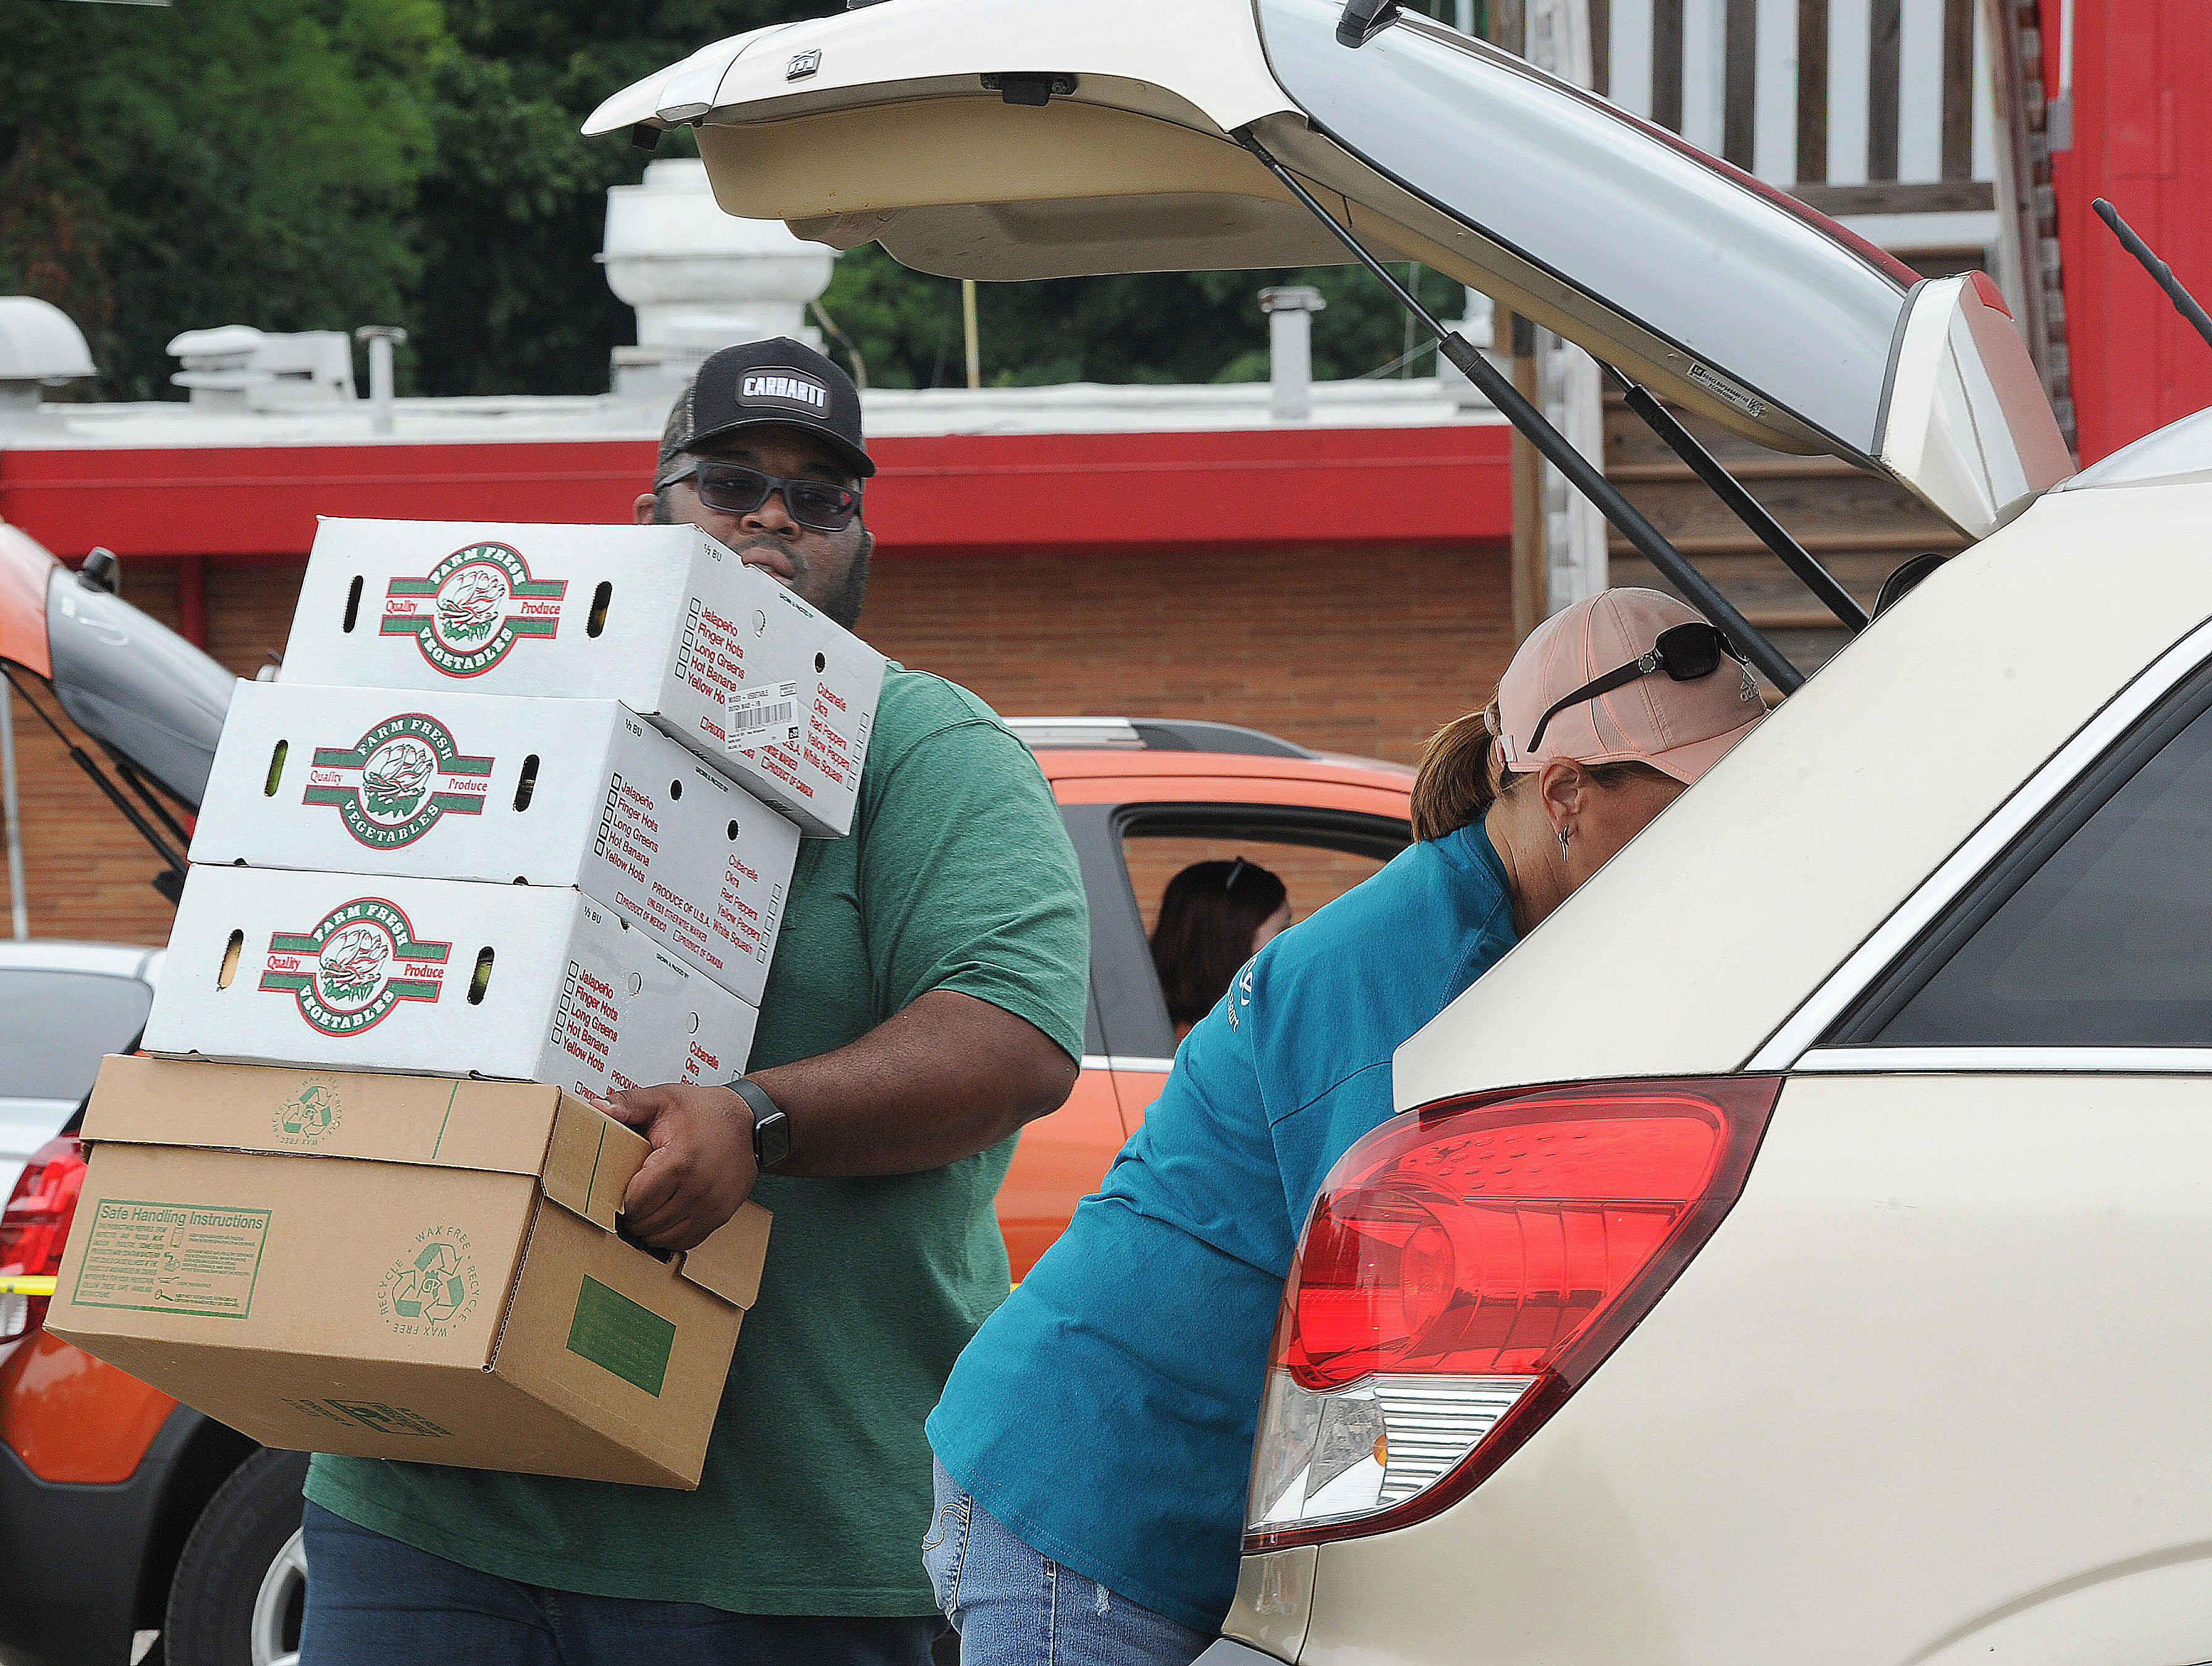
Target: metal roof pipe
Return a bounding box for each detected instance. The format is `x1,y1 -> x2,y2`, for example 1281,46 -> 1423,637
355,326 -> 407,437
1260,285 -> 1325,422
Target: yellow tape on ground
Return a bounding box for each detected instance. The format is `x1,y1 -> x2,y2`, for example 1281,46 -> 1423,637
0,1275 -> 56,1298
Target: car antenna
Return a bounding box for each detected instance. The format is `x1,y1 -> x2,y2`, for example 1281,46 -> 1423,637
1233,127 -> 1805,695
2093,198 -> 2212,357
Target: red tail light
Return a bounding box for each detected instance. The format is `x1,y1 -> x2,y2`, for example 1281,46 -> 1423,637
1246,1077 -> 1779,1551
1,1135 -> 88,1342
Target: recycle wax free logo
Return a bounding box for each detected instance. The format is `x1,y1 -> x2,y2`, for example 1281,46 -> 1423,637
379,1226 -> 480,1335
302,713 -> 495,849
380,542 -> 568,677
258,897 -> 450,1036
272,1077 -> 344,1146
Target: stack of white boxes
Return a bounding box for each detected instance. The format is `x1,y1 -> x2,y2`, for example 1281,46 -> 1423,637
145,517 -> 890,1096
43,518 -> 887,1487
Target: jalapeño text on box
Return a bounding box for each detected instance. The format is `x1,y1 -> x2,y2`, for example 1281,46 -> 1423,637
145,866 -> 756,1096
48,1057 -> 771,1489
279,518 -> 886,837
718,639 -> 887,840
194,683 -> 801,1007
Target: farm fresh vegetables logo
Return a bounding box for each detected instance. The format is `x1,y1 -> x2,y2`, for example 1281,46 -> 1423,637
302,713 -> 495,848
379,542 -> 567,677
258,897 -> 450,1036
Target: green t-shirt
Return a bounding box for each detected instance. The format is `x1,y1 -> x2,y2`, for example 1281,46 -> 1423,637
304,668 -> 1091,1615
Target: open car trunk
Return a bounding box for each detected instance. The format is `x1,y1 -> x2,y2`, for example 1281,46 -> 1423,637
589,0 -> 2072,539
0,522 -> 234,900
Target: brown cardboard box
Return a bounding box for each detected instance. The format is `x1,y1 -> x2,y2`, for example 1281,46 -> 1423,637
46,1055 -> 770,1489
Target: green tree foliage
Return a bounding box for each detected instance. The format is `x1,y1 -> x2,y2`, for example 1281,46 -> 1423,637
820,255 -> 1471,390
406,0 -> 834,395
1,0 -> 1474,400
0,0 -> 444,399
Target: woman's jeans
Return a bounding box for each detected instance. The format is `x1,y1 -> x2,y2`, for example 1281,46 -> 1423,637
921,1458 -> 1215,1666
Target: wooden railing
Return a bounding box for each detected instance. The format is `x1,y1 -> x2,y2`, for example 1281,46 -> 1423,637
1590,0 -> 1995,230
1448,0 -> 2072,437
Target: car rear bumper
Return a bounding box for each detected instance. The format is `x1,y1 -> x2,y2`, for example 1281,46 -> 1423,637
1197,1642 -> 1291,1665
0,1404 -> 207,1666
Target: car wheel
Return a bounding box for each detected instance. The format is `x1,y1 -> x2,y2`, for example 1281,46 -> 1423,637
163,1448 -> 311,1666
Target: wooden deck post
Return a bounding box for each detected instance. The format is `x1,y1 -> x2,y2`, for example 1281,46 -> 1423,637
1508,312 -> 1548,641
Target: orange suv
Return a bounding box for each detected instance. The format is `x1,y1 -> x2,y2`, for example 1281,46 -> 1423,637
0,701 -> 1412,1666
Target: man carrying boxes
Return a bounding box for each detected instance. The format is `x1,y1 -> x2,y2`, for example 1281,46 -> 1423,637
281,340 -> 1090,1661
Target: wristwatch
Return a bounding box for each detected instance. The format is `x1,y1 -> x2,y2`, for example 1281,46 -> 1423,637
724,1076 -> 792,1172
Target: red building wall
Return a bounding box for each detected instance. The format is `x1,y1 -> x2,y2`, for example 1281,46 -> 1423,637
2050,0 -> 2212,463
0,425 -> 1513,944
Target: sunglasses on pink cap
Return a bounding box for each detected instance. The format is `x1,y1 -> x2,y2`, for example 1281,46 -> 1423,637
1523,621 -> 1746,755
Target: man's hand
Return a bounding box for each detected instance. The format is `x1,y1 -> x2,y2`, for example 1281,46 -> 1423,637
601,1083 -> 758,1251
591,991 -> 1074,1246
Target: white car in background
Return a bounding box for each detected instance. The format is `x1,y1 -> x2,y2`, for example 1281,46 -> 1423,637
0,515 -> 224,1214
0,941 -> 162,1201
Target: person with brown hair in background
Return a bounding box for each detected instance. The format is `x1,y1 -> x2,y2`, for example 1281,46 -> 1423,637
1150,858 -> 1292,1038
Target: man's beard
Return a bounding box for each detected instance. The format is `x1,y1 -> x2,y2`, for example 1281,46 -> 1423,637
819,538 -> 869,631
651,492 -> 871,629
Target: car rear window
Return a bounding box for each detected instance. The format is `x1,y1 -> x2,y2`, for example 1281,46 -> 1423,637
1123,836 -> 1388,937
0,970 -> 153,1101
1861,693 -> 2212,1047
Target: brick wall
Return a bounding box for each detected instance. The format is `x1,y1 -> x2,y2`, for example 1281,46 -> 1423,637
861,541 -> 1514,763
2,541 -> 1509,944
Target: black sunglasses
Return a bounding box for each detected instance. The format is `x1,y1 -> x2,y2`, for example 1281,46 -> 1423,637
1523,622 -> 1745,755
661,461 -> 861,533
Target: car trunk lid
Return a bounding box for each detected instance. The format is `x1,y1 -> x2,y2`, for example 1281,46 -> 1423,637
586,0 -> 2072,537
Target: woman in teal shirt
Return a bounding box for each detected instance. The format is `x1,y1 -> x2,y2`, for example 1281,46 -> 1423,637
922,591 -> 1768,1664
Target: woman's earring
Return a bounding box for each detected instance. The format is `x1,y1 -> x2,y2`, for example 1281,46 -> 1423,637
1558,824 -> 1572,858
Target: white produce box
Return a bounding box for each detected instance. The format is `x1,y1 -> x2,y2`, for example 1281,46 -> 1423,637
279,518 -> 885,837
192,683 -> 800,1007
145,866 -> 757,1096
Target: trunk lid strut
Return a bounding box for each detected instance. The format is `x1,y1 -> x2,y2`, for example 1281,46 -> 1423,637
1238,127 -> 1816,693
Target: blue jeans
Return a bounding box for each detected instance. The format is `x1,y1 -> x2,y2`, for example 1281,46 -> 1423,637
921,1458 -> 1214,1666
300,1501 -> 945,1665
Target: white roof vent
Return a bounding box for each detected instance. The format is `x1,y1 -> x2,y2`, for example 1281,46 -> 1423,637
0,297 -> 96,382
601,158 -> 836,402
0,298 -> 96,426
167,325 -> 357,413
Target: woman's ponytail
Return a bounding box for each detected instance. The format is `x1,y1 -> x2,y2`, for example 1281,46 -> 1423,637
1411,700 -> 1512,842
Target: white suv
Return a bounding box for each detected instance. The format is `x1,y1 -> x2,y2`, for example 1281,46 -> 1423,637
580,0 -> 2193,1655
1213,413 -> 2212,1664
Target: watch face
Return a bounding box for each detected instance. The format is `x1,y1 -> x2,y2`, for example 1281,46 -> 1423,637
754,1109 -> 791,1170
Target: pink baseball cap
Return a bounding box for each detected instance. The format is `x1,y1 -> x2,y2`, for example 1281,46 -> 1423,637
1494,589 -> 1767,784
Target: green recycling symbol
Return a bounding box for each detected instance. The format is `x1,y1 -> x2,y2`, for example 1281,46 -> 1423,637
391,1242 -> 466,1322
378,1226 -> 478,1335
276,1081 -> 340,1143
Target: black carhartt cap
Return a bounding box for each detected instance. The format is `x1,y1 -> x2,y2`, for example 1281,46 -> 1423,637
657,337 -> 873,483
